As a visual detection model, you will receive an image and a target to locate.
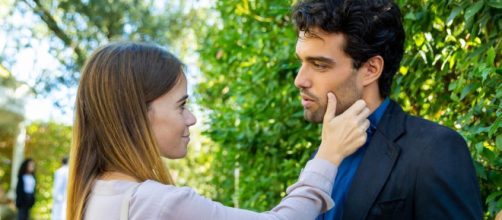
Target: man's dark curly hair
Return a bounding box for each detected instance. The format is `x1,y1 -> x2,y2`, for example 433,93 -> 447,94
292,0 -> 405,98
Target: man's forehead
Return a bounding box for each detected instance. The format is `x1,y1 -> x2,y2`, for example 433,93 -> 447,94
297,30 -> 346,48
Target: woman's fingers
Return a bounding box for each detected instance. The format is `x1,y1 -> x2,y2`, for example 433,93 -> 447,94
323,92 -> 338,123
344,100 -> 366,117
360,119 -> 370,132
316,98 -> 372,165
358,107 -> 371,122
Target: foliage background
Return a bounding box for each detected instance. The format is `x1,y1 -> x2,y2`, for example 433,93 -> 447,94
0,0 -> 500,219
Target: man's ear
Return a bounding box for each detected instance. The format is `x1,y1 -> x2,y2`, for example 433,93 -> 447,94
362,55 -> 384,86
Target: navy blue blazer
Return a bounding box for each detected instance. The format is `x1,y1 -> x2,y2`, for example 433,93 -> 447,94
339,100 -> 482,220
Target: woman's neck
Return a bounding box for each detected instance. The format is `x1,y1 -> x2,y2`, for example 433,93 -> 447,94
99,171 -> 139,182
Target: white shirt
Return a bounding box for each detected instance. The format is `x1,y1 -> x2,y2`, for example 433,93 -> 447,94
22,174 -> 35,194
52,165 -> 69,220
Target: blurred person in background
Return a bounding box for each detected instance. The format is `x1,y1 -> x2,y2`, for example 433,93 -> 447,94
15,158 -> 36,220
52,157 -> 68,220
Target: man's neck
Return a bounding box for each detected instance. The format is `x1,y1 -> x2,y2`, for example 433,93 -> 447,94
362,89 -> 384,114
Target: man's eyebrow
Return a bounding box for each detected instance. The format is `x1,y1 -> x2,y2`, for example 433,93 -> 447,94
305,56 -> 336,64
177,95 -> 189,103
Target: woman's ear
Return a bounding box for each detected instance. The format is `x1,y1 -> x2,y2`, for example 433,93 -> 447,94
362,55 -> 384,86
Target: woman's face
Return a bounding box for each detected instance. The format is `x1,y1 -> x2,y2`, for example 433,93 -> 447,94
148,75 -> 197,159
27,161 -> 35,173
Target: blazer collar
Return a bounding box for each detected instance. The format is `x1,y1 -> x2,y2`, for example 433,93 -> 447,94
342,100 -> 406,219
375,100 -> 406,142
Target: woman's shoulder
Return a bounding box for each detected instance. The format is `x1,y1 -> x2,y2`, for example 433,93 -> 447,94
136,180 -> 194,197
130,180 -> 200,219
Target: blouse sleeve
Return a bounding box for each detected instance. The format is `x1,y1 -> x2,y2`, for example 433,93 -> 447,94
160,159 -> 337,220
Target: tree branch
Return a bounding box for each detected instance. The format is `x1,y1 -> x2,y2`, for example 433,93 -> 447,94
21,0 -> 86,66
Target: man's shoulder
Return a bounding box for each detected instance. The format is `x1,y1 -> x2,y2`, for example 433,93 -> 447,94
406,115 -> 458,134
383,101 -> 466,149
386,101 -> 463,140
394,112 -> 467,152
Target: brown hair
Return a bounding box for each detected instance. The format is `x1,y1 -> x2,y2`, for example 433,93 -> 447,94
67,42 -> 183,220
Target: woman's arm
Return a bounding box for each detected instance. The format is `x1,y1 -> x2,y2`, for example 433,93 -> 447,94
159,159 -> 336,220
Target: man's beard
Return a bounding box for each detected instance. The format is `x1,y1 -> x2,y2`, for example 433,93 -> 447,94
303,73 -> 361,123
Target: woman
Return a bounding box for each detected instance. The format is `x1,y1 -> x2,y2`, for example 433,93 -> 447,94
16,158 -> 36,220
67,42 -> 370,220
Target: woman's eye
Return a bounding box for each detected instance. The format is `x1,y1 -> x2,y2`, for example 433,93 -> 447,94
180,102 -> 187,110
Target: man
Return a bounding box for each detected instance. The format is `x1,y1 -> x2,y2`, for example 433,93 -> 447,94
291,0 -> 483,219
52,157 -> 69,220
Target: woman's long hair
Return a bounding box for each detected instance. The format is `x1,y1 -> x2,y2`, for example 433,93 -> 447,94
18,158 -> 35,177
67,42 -> 183,220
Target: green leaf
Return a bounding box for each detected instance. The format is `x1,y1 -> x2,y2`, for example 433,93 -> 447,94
487,0 -> 502,9
450,92 -> 460,102
404,12 -> 417,20
464,1 -> 484,22
460,84 -> 475,100
496,135 -> 502,151
474,161 -> 487,180
487,47 -> 496,66
486,191 -> 502,202
489,116 -> 502,137
448,81 -> 458,91
447,6 -> 462,26
475,142 -> 484,154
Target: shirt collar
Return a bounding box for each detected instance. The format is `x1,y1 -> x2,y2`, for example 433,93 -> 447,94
368,98 -> 390,131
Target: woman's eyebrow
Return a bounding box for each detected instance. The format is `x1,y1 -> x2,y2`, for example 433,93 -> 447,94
177,95 -> 189,103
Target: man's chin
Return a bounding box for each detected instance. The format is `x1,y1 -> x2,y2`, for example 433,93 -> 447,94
304,111 -> 323,123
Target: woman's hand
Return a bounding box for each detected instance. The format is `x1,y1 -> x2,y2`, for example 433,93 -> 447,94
315,93 -> 370,165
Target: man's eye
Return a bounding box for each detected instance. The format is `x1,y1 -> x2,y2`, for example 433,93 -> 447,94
313,62 -> 327,70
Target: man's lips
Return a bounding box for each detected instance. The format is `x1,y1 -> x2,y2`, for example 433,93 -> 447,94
301,94 -> 316,108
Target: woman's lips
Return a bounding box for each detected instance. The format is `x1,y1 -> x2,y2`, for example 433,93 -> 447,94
182,133 -> 190,141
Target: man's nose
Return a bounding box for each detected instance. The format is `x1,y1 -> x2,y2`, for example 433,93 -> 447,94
294,65 -> 311,89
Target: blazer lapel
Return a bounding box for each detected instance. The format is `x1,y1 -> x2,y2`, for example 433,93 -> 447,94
342,100 -> 406,220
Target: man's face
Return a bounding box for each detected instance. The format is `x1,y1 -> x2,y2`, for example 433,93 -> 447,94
295,29 -> 364,123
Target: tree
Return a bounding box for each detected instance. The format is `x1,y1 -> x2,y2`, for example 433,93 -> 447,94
5,0 -> 199,96
0,64 -> 24,193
